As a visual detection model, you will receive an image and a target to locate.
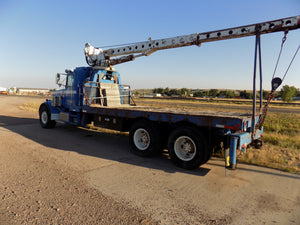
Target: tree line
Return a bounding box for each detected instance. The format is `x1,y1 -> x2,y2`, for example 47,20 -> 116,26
151,85 -> 300,102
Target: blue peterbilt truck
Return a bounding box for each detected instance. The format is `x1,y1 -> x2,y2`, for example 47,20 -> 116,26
39,16 -> 300,170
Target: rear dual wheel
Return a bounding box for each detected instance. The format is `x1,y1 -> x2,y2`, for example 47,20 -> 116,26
129,121 -> 211,170
168,127 -> 209,170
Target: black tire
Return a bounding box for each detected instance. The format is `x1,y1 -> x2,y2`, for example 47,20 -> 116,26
168,127 -> 208,170
129,120 -> 162,157
39,105 -> 56,128
202,145 -> 213,165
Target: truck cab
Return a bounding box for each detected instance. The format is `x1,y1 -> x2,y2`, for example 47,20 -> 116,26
39,67 -> 130,128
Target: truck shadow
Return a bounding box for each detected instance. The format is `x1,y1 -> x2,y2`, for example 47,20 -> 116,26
0,115 -> 211,177
2,115 -> 299,179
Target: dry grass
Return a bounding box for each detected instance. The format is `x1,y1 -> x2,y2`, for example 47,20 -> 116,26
134,98 -> 250,113
136,97 -> 300,108
84,124 -> 128,136
238,113 -> 300,173
238,145 -> 300,173
18,102 -> 40,112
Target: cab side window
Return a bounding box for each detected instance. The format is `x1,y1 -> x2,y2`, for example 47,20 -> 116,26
67,75 -> 74,89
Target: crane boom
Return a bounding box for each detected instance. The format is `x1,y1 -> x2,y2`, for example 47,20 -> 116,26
85,15 -> 300,67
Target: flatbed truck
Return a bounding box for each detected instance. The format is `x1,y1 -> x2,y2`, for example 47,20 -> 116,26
39,16 -> 300,170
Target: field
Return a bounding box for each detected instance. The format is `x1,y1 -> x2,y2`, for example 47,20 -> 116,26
239,113 -> 300,173
19,97 -> 300,173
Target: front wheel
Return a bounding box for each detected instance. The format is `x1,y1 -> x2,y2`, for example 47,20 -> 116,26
168,127 -> 208,170
129,120 -> 162,157
39,105 -> 56,128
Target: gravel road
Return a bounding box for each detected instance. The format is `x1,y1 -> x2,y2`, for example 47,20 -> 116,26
0,95 -> 299,224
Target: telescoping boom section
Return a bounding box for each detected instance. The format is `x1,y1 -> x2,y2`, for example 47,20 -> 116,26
40,16 -> 300,171
85,16 -> 300,67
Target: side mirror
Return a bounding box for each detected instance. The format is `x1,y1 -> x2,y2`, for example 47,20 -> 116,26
56,73 -> 61,86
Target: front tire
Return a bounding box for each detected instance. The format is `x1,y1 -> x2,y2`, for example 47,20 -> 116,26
168,127 -> 208,170
39,105 -> 56,128
129,120 -> 162,157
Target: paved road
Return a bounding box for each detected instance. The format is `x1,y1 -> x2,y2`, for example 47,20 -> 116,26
1,96 -> 300,224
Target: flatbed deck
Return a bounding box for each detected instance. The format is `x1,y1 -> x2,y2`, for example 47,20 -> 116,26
90,104 -> 251,117
85,104 -> 255,130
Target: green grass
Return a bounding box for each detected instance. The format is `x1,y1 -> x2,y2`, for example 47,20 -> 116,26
263,134 -> 300,149
264,113 -> 299,134
239,113 -> 300,173
263,113 -> 300,149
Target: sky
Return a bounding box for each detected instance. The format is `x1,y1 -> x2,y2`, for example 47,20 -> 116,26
0,0 -> 300,91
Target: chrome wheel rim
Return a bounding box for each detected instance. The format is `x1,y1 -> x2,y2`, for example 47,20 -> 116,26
133,128 -> 150,150
41,111 -> 48,124
174,136 -> 196,161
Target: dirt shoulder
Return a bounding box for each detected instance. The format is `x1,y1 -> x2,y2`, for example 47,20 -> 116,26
0,133 -> 156,224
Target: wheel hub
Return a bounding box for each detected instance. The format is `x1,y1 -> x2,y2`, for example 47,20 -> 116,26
133,128 -> 150,150
174,136 -> 196,161
41,111 -> 48,124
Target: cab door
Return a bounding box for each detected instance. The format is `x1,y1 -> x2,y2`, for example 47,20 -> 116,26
65,73 -> 75,107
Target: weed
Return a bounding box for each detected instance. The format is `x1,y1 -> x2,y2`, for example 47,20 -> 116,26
238,144 -> 300,174
239,113 -> 300,173
264,113 -> 300,136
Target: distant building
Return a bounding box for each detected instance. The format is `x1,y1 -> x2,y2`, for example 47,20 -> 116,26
293,97 -> 300,101
9,87 -> 17,93
10,87 -> 50,95
143,93 -> 162,97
